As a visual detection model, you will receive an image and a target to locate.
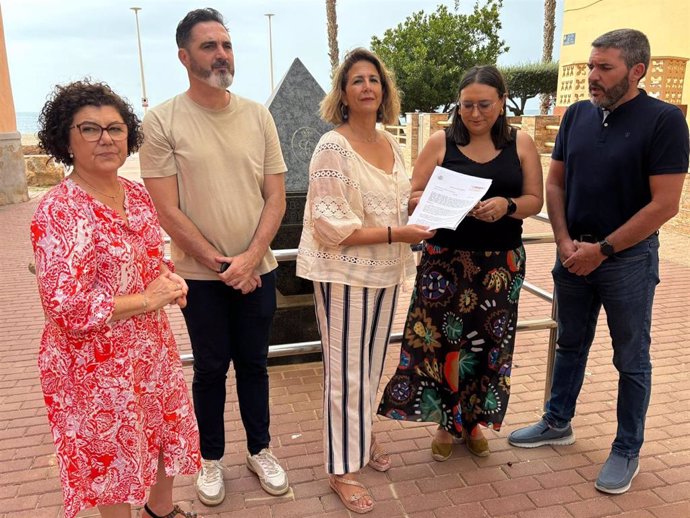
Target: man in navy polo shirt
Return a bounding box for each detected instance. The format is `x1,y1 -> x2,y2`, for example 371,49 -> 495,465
509,29 -> 688,494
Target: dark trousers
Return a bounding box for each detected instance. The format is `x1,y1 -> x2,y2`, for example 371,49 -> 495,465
182,272 -> 276,459
545,235 -> 659,458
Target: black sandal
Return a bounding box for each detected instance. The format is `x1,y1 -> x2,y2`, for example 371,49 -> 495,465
143,503 -> 197,518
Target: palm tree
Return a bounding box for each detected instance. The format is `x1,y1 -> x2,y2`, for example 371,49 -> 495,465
540,0 -> 557,114
326,0 -> 339,78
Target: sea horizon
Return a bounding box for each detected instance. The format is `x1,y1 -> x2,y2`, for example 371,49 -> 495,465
16,107 -> 544,136
16,112 -> 40,135
15,111 -> 146,135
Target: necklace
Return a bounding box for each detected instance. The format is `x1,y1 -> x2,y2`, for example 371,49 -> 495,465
344,121 -> 379,143
72,172 -> 122,200
350,130 -> 379,143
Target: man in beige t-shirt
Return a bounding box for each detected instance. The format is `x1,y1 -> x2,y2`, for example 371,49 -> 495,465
139,8 -> 288,507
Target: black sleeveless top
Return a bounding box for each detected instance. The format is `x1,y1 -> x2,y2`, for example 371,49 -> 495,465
428,132 -> 523,251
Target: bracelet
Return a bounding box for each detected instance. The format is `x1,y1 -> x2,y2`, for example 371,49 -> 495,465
142,294 -> 149,312
387,226 -> 392,245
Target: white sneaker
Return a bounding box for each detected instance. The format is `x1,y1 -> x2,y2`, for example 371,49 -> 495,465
246,448 -> 289,496
196,458 -> 225,506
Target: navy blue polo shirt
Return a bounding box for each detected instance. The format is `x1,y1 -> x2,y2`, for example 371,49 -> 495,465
552,90 -> 689,239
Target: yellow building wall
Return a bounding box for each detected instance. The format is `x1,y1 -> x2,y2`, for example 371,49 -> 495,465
556,0 -> 690,123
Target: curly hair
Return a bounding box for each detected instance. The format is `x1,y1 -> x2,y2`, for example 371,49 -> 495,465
320,47 -> 401,126
37,79 -> 143,166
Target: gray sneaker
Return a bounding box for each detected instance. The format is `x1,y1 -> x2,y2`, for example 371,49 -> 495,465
508,418 -> 575,448
595,453 -> 639,494
246,448 -> 289,496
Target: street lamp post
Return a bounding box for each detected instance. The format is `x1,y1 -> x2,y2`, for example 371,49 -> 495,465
130,7 -> 148,114
265,13 -> 275,92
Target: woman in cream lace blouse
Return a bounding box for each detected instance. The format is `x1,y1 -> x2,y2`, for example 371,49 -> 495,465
297,48 -> 434,514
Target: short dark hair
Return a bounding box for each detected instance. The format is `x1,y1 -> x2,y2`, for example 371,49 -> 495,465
320,47 -> 401,125
176,8 -> 227,49
592,29 -> 650,78
37,79 -> 143,167
446,65 -> 513,149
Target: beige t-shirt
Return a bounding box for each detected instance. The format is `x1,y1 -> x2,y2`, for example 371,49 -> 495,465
140,92 -> 286,280
296,130 -> 416,288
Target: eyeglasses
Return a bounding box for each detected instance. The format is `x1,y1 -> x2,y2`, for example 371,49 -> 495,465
458,100 -> 500,114
70,122 -> 128,142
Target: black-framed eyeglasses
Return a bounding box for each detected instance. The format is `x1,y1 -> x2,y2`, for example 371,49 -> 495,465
70,122 -> 128,142
458,100 -> 500,114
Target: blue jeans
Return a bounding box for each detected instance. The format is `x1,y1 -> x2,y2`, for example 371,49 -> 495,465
544,235 -> 659,458
182,272 -> 277,458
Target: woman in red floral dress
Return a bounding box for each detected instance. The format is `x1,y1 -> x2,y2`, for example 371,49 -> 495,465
31,80 -> 201,518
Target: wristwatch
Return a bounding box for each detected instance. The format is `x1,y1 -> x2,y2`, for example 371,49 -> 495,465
504,197 -> 517,216
598,238 -> 615,257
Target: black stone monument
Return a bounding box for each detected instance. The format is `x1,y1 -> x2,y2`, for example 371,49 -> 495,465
266,58 -> 333,348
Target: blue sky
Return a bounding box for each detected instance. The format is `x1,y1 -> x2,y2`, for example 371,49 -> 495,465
3,0 -> 563,113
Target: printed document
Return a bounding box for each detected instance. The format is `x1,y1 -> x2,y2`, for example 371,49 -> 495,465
408,166 -> 492,230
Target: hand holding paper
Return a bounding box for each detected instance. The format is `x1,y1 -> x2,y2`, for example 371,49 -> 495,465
408,166 -> 492,231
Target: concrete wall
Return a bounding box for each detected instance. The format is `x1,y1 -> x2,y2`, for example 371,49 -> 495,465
404,112 -> 419,169
0,132 -> 29,205
393,112 -> 451,171
517,115 -> 560,155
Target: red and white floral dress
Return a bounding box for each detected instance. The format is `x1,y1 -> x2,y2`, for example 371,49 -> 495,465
31,178 -> 200,518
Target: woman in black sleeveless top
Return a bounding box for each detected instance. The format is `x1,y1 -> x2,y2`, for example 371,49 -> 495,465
378,66 -> 543,459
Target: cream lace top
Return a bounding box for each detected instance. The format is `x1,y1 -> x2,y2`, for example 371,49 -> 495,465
296,130 -> 416,288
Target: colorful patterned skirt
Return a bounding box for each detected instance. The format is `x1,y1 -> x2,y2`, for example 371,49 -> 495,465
378,242 -> 526,436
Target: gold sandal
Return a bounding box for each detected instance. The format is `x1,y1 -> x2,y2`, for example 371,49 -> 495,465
143,503 -> 197,518
431,427 -> 463,462
329,475 -> 374,514
462,428 -> 490,457
368,438 -> 391,472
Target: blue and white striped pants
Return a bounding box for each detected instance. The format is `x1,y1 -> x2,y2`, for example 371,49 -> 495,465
313,281 -> 399,474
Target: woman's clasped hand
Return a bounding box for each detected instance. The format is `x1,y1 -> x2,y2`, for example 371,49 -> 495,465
145,271 -> 189,309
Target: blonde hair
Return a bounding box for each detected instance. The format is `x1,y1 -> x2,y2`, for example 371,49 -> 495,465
320,48 -> 401,125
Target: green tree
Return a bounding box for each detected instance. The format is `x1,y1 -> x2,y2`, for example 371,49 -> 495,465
500,62 -> 559,116
371,1 -> 508,114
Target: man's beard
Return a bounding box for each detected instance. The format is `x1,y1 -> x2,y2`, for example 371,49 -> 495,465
589,75 -> 629,109
190,58 -> 234,90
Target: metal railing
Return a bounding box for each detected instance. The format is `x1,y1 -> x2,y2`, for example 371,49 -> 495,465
520,212 -> 558,406
30,215 -> 558,406
180,215 -> 559,406
380,124 -> 408,146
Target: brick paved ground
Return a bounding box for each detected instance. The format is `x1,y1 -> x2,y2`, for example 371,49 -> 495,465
1,182 -> 689,517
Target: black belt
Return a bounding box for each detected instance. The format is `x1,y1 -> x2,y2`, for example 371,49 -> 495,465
578,234 -> 601,243
577,230 -> 659,243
